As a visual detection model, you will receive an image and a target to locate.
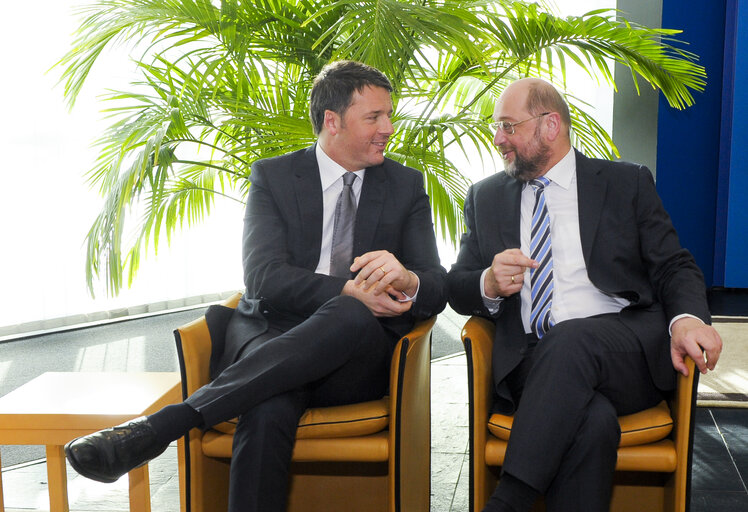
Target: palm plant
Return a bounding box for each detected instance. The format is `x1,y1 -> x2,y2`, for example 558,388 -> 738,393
57,0 -> 706,296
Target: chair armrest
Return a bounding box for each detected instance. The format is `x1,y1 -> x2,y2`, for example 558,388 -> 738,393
671,358 -> 697,449
670,357 -> 698,511
462,316 -> 495,432
174,292 -> 242,399
389,316 -> 436,512
461,316 -> 497,511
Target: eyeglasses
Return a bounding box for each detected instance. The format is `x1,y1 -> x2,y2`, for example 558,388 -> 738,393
489,112 -> 551,135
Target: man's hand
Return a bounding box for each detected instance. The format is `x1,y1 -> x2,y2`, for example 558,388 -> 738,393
350,250 -> 417,298
484,248 -> 538,298
670,317 -> 723,376
342,279 -> 412,317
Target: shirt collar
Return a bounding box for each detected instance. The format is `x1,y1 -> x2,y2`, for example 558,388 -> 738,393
315,143 -> 366,190
523,146 -> 575,191
542,147 -> 576,190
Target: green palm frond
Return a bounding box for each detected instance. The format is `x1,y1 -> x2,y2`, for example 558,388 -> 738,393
482,2 -> 704,109
57,0 -> 707,295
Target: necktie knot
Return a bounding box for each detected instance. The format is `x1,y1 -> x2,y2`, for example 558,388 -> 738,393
342,172 -> 356,187
530,176 -> 550,191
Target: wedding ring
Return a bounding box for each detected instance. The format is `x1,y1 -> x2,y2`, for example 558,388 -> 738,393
511,275 -> 516,284
379,266 -> 387,274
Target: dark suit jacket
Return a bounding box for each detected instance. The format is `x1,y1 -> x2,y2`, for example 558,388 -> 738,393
213,145 -> 447,377
447,150 -> 710,411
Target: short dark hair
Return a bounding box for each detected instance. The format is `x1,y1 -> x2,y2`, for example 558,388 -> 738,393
309,60 -> 393,135
526,81 -> 571,134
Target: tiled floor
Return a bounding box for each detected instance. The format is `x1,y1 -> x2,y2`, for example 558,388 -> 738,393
1,311 -> 746,511
691,408 -> 748,511
431,354 -> 470,511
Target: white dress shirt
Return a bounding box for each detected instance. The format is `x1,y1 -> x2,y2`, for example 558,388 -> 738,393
483,148 -> 629,334
313,144 -> 419,301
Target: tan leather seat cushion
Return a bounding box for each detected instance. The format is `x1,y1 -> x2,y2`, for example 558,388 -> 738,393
488,400 -> 673,447
210,396 -> 390,439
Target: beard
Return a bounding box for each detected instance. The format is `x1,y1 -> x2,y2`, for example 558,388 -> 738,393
501,125 -> 552,182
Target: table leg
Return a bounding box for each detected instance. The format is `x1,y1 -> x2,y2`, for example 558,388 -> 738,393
177,436 -> 187,512
128,464 -> 151,512
45,445 -> 69,512
0,448 -> 5,512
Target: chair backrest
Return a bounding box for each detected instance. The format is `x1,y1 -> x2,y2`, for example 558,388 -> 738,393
388,315 -> 436,512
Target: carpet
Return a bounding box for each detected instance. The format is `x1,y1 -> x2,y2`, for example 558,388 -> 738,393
697,317 -> 748,408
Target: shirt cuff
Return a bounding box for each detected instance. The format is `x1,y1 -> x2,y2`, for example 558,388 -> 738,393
480,268 -> 504,314
668,313 -> 704,336
397,271 -> 420,302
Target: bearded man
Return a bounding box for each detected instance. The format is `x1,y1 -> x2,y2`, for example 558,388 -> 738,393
446,78 -> 722,512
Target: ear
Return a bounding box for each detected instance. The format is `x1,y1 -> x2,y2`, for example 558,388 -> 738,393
323,110 -> 341,136
543,112 -> 562,142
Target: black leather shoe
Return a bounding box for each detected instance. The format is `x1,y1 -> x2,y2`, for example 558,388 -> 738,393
64,416 -> 168,483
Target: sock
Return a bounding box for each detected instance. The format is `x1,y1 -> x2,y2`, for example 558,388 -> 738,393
147,403 -> 203,445
483,473 -> 540,512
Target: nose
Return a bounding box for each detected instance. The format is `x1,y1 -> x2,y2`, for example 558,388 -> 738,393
379,116 -> 394,136
493,126 -> 508,146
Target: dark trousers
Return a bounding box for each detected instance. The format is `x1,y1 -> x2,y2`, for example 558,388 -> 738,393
495,314 -> 664,512
185,295 -> 396,512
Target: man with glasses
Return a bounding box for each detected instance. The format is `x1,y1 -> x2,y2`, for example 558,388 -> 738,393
447,77 -> 722,511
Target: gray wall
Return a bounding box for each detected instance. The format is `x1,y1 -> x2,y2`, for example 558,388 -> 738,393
613,0 -> 663,175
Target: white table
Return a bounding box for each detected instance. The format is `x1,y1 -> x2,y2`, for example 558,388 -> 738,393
0,372 -> 182,512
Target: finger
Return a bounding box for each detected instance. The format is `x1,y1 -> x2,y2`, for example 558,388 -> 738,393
385,286 -> 407,299
509,273 -> 525,285
499,251 -> 537,270
363,255 -> 403,292
356,252 -> 397,286
370,269 -> 397,295
685,342 -> 708,374
386,298 -> 412,315
501,265 -> 526,278
362,263 -> 390,289
350,251 -> 384,273
703,332 -> 723,371
670,350 -> 689,377
705,350 -> 719,371
374,296 -> 411,317
354,258 -> 386,285
491,263 -> 525,283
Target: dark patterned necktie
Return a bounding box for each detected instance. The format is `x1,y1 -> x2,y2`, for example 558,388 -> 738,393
529,176 -> 555,338
329,172 -> 357,277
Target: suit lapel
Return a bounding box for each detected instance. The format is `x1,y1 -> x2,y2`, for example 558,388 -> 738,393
496,176 -> 523,250
575,150 -> 607,266
354,165 -> 386,256
294,146 -> 324,269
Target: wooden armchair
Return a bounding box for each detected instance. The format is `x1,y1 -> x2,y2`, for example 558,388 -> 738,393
174,293 -> 435,512
462,315 -> 699,512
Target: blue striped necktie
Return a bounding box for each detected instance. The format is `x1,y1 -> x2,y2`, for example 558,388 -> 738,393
529,176 -> 555,338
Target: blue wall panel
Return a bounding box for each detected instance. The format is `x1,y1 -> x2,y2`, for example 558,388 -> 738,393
723,0 -> 748,286
712,0 -> 736,287
657,0 -> 726,286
